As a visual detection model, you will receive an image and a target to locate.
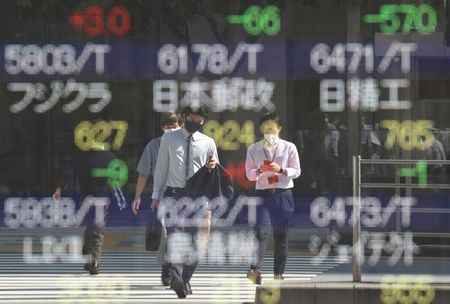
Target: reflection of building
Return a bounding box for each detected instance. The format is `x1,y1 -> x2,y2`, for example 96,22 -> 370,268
298,126 -> 343,195
296,118 -> 450,195
0,0 -> 449,199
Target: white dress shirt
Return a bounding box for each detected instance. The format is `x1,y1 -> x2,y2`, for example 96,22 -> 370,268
245,139 -> 301,190
152,128 -> 219,199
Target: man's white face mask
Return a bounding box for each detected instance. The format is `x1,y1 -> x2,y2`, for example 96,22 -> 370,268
264,133 -> 279,146
164,127 -> 180,134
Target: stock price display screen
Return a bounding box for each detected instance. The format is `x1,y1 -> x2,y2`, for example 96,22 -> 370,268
0,1 -> 450,303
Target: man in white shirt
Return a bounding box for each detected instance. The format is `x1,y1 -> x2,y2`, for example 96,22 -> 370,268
151,106 -> 218,298
245,112 -> 301,284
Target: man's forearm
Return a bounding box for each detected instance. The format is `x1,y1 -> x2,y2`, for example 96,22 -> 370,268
134,174 -> 149,199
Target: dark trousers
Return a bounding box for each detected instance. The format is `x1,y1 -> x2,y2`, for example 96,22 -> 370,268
82,198 -> 110,265
163,188 -> 198,289
253,189 -> 295,275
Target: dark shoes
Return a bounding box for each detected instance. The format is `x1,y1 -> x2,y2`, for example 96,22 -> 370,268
247,269 -> 285,283
84,262 -> 99,275
161,264 -> 171,286
170,281 -> 192,298
171,280 -> 187,299
162,277 -> 171,287
247,268 -> 262,284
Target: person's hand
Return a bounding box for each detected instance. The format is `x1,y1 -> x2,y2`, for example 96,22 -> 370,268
52,187 -> 62,200
206,156 -> 217,169
268,162 -> 282,173
150,199 -> 159,211
131,197 -> 141,215
259,162 -> 271,172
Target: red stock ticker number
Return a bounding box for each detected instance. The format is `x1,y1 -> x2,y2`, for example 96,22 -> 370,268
69,6 -> 131,37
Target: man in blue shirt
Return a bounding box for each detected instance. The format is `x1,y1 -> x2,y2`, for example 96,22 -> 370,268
131,111 -> 180,286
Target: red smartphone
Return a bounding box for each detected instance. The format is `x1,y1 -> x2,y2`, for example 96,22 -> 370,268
264,160 -> 271,166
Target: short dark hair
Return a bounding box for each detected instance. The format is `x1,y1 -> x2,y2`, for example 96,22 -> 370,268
160,111 -> 179,128
181,106 -> 209,118
259,112 -> 282,127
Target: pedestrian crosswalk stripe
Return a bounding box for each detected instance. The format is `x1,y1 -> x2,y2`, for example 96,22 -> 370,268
0,253 -> 344,303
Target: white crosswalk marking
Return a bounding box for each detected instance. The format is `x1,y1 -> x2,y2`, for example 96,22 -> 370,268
0,253 -> 343,303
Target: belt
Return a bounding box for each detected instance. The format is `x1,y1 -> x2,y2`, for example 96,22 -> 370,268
166,187 -> 187,194
258,188 -> 291,194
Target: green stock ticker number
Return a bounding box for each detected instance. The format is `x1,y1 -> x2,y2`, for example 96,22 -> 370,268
228,5 -> 280,36
364,4 -> 437,35
92,159 -> 128,189
397,160 -> 428,189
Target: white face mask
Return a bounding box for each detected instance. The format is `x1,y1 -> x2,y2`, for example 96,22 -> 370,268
164,127 -> 180,134
264,134 -> 279,146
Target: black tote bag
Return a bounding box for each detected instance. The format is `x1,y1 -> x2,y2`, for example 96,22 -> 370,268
185,163 -> 234,200
145,209 -> 163,251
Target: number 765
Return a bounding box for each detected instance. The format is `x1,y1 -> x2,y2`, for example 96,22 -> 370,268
381,120 -> 434,151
